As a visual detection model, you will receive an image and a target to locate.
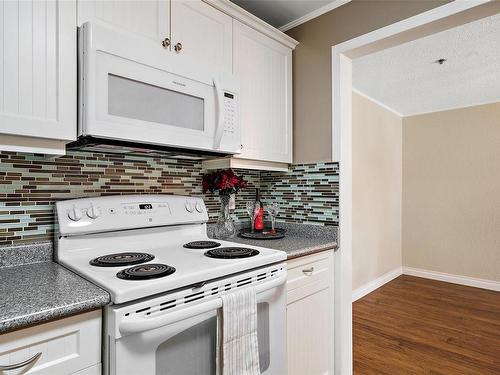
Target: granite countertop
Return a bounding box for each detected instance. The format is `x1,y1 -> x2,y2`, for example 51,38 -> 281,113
0,243 -> 110,334
0,223 -> 337,333
210,222 -> 338,260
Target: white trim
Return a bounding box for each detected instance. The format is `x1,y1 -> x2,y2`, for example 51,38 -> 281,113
279,0 -> 351,32
352,267 -> 403,302
335,53 -> 353,375
203,0 -> 299,49
352,88 -> 403,117
201,157 -> 289,172
332,2 -> 499,374
403,97 -> 500,118
333,0 -> 494,60
403,267 -> 500,292
0,135 -> 66,155
353,89 -> 500,119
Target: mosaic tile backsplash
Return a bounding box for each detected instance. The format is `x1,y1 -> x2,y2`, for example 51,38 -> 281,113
261,163 -> 339,226
0,151 -> 339,246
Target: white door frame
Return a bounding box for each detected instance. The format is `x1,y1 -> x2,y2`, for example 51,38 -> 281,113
331,1 -> 500,373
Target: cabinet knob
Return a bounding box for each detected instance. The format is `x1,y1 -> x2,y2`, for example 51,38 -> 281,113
302,267 -> 314,276
161,37 -> 171,49
174,42 -> 182,53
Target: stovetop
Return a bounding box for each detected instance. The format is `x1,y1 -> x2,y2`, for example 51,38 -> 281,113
55,195 -> 286,304
57,224 -> 285,304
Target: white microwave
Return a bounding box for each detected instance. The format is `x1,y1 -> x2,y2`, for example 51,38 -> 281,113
77,22 -> 241,155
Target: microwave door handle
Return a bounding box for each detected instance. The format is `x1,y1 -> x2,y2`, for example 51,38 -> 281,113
213,78 -> 224,150
118,272 -> 286,335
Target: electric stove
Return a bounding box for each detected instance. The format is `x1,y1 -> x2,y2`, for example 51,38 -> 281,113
55,195 -> 286,304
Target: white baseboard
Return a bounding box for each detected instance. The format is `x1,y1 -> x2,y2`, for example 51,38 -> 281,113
352,266 -> 500,302
352,267 -> 402,302
403,267 -> 500,292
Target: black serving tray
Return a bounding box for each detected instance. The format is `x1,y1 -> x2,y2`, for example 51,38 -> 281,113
239,228 -> 286,240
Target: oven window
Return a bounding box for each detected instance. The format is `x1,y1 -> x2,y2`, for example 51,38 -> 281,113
155,303 -> 270,374
108,74 -> 204,131
156,316 -> 217,375
257,302 -> 271,372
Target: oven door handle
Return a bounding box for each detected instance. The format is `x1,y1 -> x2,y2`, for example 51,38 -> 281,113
119,272 -> 286,335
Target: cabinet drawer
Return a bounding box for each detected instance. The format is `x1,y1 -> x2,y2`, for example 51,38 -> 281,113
0,310 -> 101,375
287,251 -> 332,292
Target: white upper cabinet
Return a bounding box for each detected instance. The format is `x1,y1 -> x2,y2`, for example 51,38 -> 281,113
233,20 -> 293,164
171,0 -> 232,74
0,0 -> 76,149
78,0 -> 170,45
78,0 -> 231,74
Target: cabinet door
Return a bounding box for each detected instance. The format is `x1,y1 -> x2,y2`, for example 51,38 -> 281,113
233,20 -> 292,163
170,0 -> 232,74
0,0 -> 76,141
287,251 -> 334,375
287,287 -> 331,375
78,0 -> 169,46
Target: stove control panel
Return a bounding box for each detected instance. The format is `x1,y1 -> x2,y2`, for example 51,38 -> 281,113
56,195 -> 209,236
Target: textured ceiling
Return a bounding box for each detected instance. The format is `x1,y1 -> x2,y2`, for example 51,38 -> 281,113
230,0 -> 333,28
353,12 -> 500,116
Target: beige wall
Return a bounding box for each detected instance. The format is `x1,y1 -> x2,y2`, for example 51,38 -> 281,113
352,92 -> 402,291
286,0 -> 450,163
403,102 -> 500,282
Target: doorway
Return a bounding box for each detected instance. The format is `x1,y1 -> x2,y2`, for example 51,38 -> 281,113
332,1 -> 500,373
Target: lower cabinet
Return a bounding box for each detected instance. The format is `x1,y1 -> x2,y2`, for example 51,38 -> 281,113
0,310 -> 101,375
287,251 -> 334,375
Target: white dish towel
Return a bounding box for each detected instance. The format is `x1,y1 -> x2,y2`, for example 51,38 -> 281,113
217,287 -> 261,375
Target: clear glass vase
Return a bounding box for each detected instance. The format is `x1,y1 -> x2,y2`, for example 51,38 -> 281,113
214,194 -> 236,239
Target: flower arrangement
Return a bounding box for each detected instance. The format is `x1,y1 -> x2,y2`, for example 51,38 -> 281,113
202,169 -> 248,196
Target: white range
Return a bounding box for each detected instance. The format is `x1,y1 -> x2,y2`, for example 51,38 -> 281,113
55,194 -> 287,375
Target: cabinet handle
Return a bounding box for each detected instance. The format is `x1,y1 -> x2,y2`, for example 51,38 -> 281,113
161,37 -> 171,49
0,352 -> 42,370
174,42 -> 182,53
302,267 -> 314,276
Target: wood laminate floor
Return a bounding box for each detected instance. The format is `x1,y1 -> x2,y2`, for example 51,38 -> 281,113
353,275 -> 500,374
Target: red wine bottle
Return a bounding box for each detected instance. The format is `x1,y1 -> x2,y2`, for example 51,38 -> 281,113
254,188 -> 264,232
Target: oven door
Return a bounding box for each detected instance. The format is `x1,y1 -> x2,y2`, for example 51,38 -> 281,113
106,279 -> 286,375
80,22 -> 240,154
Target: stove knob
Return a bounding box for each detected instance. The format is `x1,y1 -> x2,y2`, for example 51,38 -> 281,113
68,206 -> 83,221
195,203 -> 203,213
87,204 -> 101,219
185,202 -> 193,213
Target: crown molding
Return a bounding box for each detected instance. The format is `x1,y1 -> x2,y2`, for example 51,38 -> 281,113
203,0 -> 299,49
352,88 -> 403,117
279,0 -> 351,32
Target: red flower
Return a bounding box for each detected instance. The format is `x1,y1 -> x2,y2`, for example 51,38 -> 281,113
230,175 -> 240,186
202,169 -> 247,196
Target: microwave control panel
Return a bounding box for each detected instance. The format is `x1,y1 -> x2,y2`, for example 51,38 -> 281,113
223,92 -> 237,135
